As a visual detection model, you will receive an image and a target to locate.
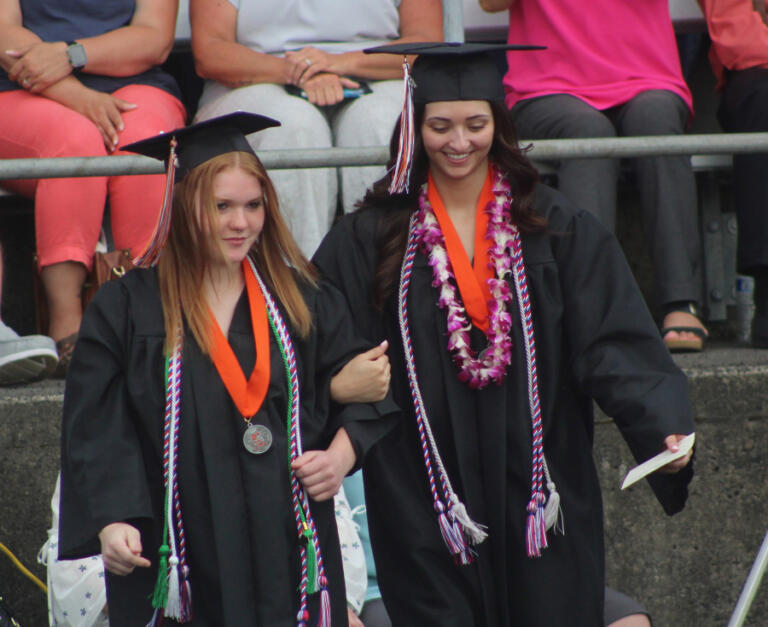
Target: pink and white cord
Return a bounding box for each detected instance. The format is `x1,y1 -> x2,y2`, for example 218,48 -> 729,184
398,168 -> 562,562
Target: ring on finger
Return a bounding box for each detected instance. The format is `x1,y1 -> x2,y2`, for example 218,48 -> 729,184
21,78 -> 30,87
304,58 -> 312,67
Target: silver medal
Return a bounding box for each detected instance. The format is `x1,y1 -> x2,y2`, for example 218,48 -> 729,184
243,423 -> 273,454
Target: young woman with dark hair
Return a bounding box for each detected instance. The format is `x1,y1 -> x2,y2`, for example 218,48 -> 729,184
313,44 -> 694,626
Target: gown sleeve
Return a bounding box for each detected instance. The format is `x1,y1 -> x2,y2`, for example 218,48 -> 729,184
312,213 -> 400,464
58,279 -> 154,559
548,202 -> 694,514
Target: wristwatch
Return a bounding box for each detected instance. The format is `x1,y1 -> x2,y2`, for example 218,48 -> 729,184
66,41 -> 87,71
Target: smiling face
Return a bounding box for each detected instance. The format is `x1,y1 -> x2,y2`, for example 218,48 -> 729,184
420,100 -> 494,183
210,166 -> 266,272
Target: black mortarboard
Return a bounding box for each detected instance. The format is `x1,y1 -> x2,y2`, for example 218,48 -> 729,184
124,112 -> 280,267
363,42 -> 543,193
123,111 -> 280,179
364,42 -> 543,105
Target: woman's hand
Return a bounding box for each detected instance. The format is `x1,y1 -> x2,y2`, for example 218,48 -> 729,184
98,522 -> 151,575
299,72 -> 360,106
6,41 -> 72,92
284,46 -> 342,86
292,428 -> 356,501
658,434 -> 694,473
330,341 -> 390,404
69,88 -> 137,150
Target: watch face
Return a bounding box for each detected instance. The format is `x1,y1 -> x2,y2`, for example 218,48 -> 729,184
67,43 -> 87,69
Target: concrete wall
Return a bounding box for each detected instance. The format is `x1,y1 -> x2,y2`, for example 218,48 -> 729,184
2,348 -> 768,625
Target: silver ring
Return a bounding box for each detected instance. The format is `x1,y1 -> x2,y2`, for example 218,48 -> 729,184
304,58 -> 312,67
22,78 -> 30,87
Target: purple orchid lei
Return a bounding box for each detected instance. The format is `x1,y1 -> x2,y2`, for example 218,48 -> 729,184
414,167 -> 516,389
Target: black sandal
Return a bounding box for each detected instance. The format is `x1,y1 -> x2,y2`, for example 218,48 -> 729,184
661,302 -> 708,353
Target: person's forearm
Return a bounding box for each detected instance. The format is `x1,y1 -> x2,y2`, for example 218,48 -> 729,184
328,428 -> 357,477
194,39 -> 288,87
0,23 -> 40,73
75,26 -> 175,77
479,0 -> 517,13
330,36 -> 437,81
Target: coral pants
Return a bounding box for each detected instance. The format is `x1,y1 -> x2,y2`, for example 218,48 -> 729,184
0,85 -> 186,269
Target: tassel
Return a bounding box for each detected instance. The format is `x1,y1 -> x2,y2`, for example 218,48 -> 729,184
525,493 -> 548,558
150,544 -> 170,610
448,497 -> 488,545
145,608 -> 163,627
164,557 -> 182,620
318,577 -> 332,627
301,524 -> 319,594
134,138 -> 178,267
544,480 -> 564,534
179,566 -> 193,622
297,608 -> 310,627
436,502 -> 466,558
388,58 -> 415,194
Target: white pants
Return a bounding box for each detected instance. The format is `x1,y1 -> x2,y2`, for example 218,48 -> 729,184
196,80 -> 402,257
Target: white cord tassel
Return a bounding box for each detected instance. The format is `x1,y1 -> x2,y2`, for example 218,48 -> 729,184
449,496 -> 489,545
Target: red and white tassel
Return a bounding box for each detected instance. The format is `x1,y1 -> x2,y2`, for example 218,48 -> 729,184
134,138 -> 178,267
319,579 -> 332,627
388,58 -> 415,195
525,493 -> 549,558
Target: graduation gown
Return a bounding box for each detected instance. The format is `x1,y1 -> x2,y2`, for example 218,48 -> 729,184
312,183 -> 695,626
59,267 -> 396,626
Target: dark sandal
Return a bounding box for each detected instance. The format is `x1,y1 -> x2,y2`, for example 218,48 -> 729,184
662,326 -> 707,353
662,302 -> 708,353
53,332 -> 78,378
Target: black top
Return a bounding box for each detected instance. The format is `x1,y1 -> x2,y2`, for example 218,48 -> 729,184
58,268 -> 397,625
313,182 -> 694,626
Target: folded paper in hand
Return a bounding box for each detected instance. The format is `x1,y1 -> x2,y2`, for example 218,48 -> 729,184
620,433 -> 695,490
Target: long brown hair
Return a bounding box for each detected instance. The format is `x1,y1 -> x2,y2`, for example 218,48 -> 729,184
157,151 -> 316,355
357,100 -> 545,307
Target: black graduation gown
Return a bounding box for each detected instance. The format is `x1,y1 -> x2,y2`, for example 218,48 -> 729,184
58,268 -> 396,626
312,183 -> 695,627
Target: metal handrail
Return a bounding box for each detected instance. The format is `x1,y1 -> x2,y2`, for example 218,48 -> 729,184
0,133 -> 766,180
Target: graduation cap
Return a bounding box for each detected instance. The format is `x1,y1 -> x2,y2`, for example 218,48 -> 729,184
363,42 -> 544,193
123,112 -> 280,267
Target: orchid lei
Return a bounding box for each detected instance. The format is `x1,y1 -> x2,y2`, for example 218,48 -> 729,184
414,167 -> 515,389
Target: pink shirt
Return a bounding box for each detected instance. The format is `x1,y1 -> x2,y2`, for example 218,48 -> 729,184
503,0 -> 693,113
697,0 -> 768,88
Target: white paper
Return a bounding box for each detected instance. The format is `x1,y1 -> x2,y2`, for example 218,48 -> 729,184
620,433 -> 695,490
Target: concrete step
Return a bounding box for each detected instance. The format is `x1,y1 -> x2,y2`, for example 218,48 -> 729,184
1,344 -> 767,626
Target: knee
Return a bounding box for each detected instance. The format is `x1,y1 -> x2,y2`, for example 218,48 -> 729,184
621,90 -> 688,135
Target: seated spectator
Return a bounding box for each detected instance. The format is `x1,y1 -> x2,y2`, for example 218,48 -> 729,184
697,0 -> 768,348
480,0 -> 708,352
335,471 -> 391,627
190,0 -> 442,256
0,0 -> 187,375
0,242 -> 57,384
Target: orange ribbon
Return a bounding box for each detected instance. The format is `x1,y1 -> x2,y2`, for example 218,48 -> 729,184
427,167 -> 495,332
208,259 -> 270,419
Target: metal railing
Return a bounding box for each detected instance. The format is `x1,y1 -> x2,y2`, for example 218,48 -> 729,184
0,133 -> 767,181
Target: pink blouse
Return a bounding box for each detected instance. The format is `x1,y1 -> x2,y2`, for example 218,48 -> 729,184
503,0 -> 692,113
